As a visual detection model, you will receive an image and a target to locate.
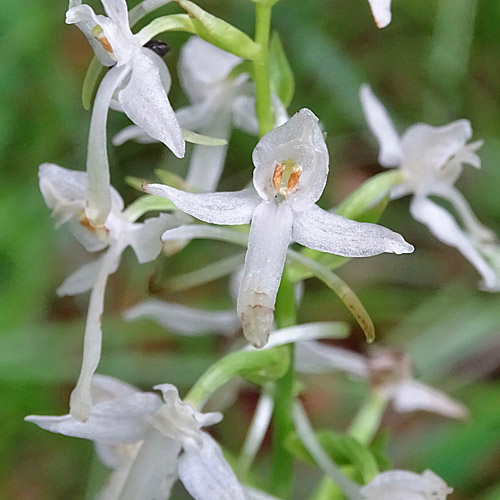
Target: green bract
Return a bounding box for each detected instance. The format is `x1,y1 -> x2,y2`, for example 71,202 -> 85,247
176,0 -> 260,60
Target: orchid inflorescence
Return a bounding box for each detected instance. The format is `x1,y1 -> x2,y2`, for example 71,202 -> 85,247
26,0 -> 498,499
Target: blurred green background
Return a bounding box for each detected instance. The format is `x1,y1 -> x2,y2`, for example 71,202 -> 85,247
1,0 -> 500,498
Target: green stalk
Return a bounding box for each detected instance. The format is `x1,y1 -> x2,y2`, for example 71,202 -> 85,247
254,2 -> 274,137
270,271 -> 297,497
347,392 -> 388,445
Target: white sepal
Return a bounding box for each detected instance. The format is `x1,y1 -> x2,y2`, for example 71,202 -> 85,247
178,433 -> 247,500
292,202 -> 414,257
144,184 -> 261,225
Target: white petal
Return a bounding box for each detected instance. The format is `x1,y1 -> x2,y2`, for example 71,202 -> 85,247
360,85 -> 402,167
401,120 -> 472,177
185,113 -> 232,193
409,196 -> 498,290
178,433 -> 247,500
179,36 -> 241,103
86,65 -> 129,226
25,392 -> 162,444
101,0 -> 129,27
124,299 -> 239,335
361,469 -> 453,500
252,109 -> 329,203
162,225 -> 249,246
292,202 -> 414,257
128,213 -> 178,263
176,100 -> 221,131
67,219 -> 111,252
248,323 -> 351,352
117,430 -> 182,500
237,201 -> 293,348
435,186 -> 496,243
91,374 -> 140,402
118,49 -> 184,158
232,92 -> 288,136
392,380 -> 468,419
112,124 -> 157,146
144,184 -> 260,225
57,257 -> 108,297
69,244 -> 125,421
231,94 -> 260,136
38,163 -> 87,227
295,341 -> 368,377
367,0 -> 392,28
152,385 -> 222,442
65,5 -> 116,66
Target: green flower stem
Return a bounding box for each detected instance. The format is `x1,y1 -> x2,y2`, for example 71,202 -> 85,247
347,391 -> 389,445
254,2 -> 274,137
184,346 -> 289,410
270,271 -> 297,497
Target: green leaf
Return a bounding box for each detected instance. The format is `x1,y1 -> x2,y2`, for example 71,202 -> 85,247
175,0 -> 260,60
82,57 -> 105,111
286,430 -> 379,484
269,31 -> 294,107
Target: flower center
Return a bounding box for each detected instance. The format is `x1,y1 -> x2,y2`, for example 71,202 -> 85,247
272,160 -> 302,199
92,25 -> 114,54
79,213 -> 109,239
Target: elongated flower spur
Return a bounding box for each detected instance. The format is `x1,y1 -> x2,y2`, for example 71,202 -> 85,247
360,85 -> 499,291
39,163 -> 176,421
66,0 -> 184,226
145,109 -> 414,348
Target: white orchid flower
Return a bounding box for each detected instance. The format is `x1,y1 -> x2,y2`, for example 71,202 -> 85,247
115,36 -> 288,193
26,375 -> 246,500
66,0 -> 184,226
39,163 -> 177,421
360,469 -> 453,500
367,0 -> 392,29
145,109 -> 414,348
360,85 -> 498,291
295,343 -> 468,419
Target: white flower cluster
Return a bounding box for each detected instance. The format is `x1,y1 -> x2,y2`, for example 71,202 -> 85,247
26,0 -> 489,498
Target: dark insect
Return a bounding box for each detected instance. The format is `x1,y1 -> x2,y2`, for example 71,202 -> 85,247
144,39 -> 171,58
